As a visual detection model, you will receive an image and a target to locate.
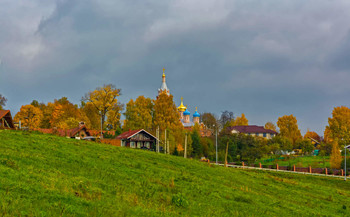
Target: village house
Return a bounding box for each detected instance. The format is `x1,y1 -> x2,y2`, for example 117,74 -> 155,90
35,122 -> 115,140
116,129 -> 158,150
228,125 -> 277,139
0,110 -> 15,129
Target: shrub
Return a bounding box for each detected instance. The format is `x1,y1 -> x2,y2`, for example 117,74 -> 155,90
172,193 -> 189,208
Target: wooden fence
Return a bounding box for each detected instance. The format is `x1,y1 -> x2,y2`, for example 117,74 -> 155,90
218,162 -> 349,177
101,139 -> 121,147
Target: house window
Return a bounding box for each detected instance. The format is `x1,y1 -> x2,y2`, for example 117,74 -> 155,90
137,142 -> 141,148
130,142 -> 135,148
256,133 -> 259,137
263,133 -> 267,138
121,141 -> 125,147
146,142 -> 150,149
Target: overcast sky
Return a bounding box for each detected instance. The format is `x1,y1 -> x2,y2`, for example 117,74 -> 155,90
1,0 -> 350,135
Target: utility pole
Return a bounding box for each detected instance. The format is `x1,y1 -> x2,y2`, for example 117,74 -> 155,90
99,111 -> 103,139
225,141 -> 229,167
156,126 -> 159,153
167,140 -> 170,155
184,133 -> 187,158
215,125 -> 218,165
164,129 -> 167,154
345,145 -> 347,181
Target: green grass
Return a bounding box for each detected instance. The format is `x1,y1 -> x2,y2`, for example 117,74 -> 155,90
260,156 -> 331,168
1,130 -> 350,216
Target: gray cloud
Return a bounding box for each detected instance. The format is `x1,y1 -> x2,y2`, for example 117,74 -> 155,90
1,0 -> 350,135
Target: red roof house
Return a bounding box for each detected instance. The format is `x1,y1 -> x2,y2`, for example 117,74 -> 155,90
0,110 -> 15,129
228,125 -> 277,139
116,129 -> 158,150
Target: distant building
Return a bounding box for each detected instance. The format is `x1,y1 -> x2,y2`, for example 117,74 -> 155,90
228,125 -> 277,139
116,129 -> 158,150
0,110 -> 15,129
35,122 -> 115,139
156,69 -> 212,137
158,68 -> 170,96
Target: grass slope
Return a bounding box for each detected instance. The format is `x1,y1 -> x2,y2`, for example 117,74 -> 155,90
0,130 -> 350,216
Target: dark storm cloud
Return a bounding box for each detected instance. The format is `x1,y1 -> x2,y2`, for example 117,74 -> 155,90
1,0 -> 350,134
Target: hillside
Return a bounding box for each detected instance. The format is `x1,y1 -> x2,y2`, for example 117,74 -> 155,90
0,130 -> 349,216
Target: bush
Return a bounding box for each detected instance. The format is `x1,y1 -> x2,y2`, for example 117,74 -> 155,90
172,193 -> 189,208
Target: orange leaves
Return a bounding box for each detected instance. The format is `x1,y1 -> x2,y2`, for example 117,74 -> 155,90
264,122 -> 277,131
232,113 -> 248,126
326,106 -> 350,144
277,114 -> 302,145
14,104 -> 43,129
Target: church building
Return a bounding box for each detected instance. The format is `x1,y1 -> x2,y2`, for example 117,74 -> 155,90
157,69 -> 211,137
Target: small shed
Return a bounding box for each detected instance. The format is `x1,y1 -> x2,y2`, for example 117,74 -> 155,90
116,129 -> 158,150
0,110 -> 15,129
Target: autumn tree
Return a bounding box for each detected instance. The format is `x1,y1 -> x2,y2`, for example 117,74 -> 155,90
330,140 -> 342,169
201,112 -> 218,130
325,106 -> 350,145
48,97 -> 85,129
264,122 -> 277,132
153,92 -> 183,151
14,104 -> 43,129
191,128 -> 202,158
277,114 -> 302,146
83,84 -> 121,129
219,110 -> 234,131
304,130 -> 321,142
0,94 -> 7,109
123,96 -> 154,131
232,113 -> 248,126
106,102 -> 124,130
81,102 -> 100,130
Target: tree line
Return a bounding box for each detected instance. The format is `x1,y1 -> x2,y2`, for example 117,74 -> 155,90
1,88 -> 350,167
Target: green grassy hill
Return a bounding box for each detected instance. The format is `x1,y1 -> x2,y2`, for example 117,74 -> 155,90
0,130 -> 349,216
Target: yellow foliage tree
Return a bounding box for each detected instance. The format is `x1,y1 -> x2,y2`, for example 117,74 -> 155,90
123,96 -> 154,131
277,114 -> 302,146
83,84 -> 121,129
232,113 -> 248,126
325,106 -> 350,145
81,102 -> 100,130
106,102 -> 123,130
153,92 -> 184,152
330,140 -> 342,169
14,105 -> 43,129
264,122 -> 277,131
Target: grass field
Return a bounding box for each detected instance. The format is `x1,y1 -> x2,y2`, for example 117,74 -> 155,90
260,156 -> 331,168
1,130 -> 350,216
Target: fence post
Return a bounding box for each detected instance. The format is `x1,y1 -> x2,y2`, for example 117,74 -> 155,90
341,169 -> 344,176
309,166 -> 312,173
276,164 -> 279,170
325,168 -> 328,175
293,165 -> 296,172
242,161 -> 245,168
259,162 -> 262,168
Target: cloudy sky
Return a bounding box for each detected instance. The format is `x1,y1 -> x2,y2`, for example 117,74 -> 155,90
1,0 -> 350,135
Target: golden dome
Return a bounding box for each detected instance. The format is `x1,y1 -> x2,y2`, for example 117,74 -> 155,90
177,97 -> 187,112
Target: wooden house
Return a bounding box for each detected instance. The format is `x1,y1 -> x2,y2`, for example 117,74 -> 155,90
0,110 -> 15,129
116,129 -> 158,150
228,125 -> 277,139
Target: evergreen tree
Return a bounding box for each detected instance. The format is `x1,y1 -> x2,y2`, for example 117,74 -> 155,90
191,130 -> 202,158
